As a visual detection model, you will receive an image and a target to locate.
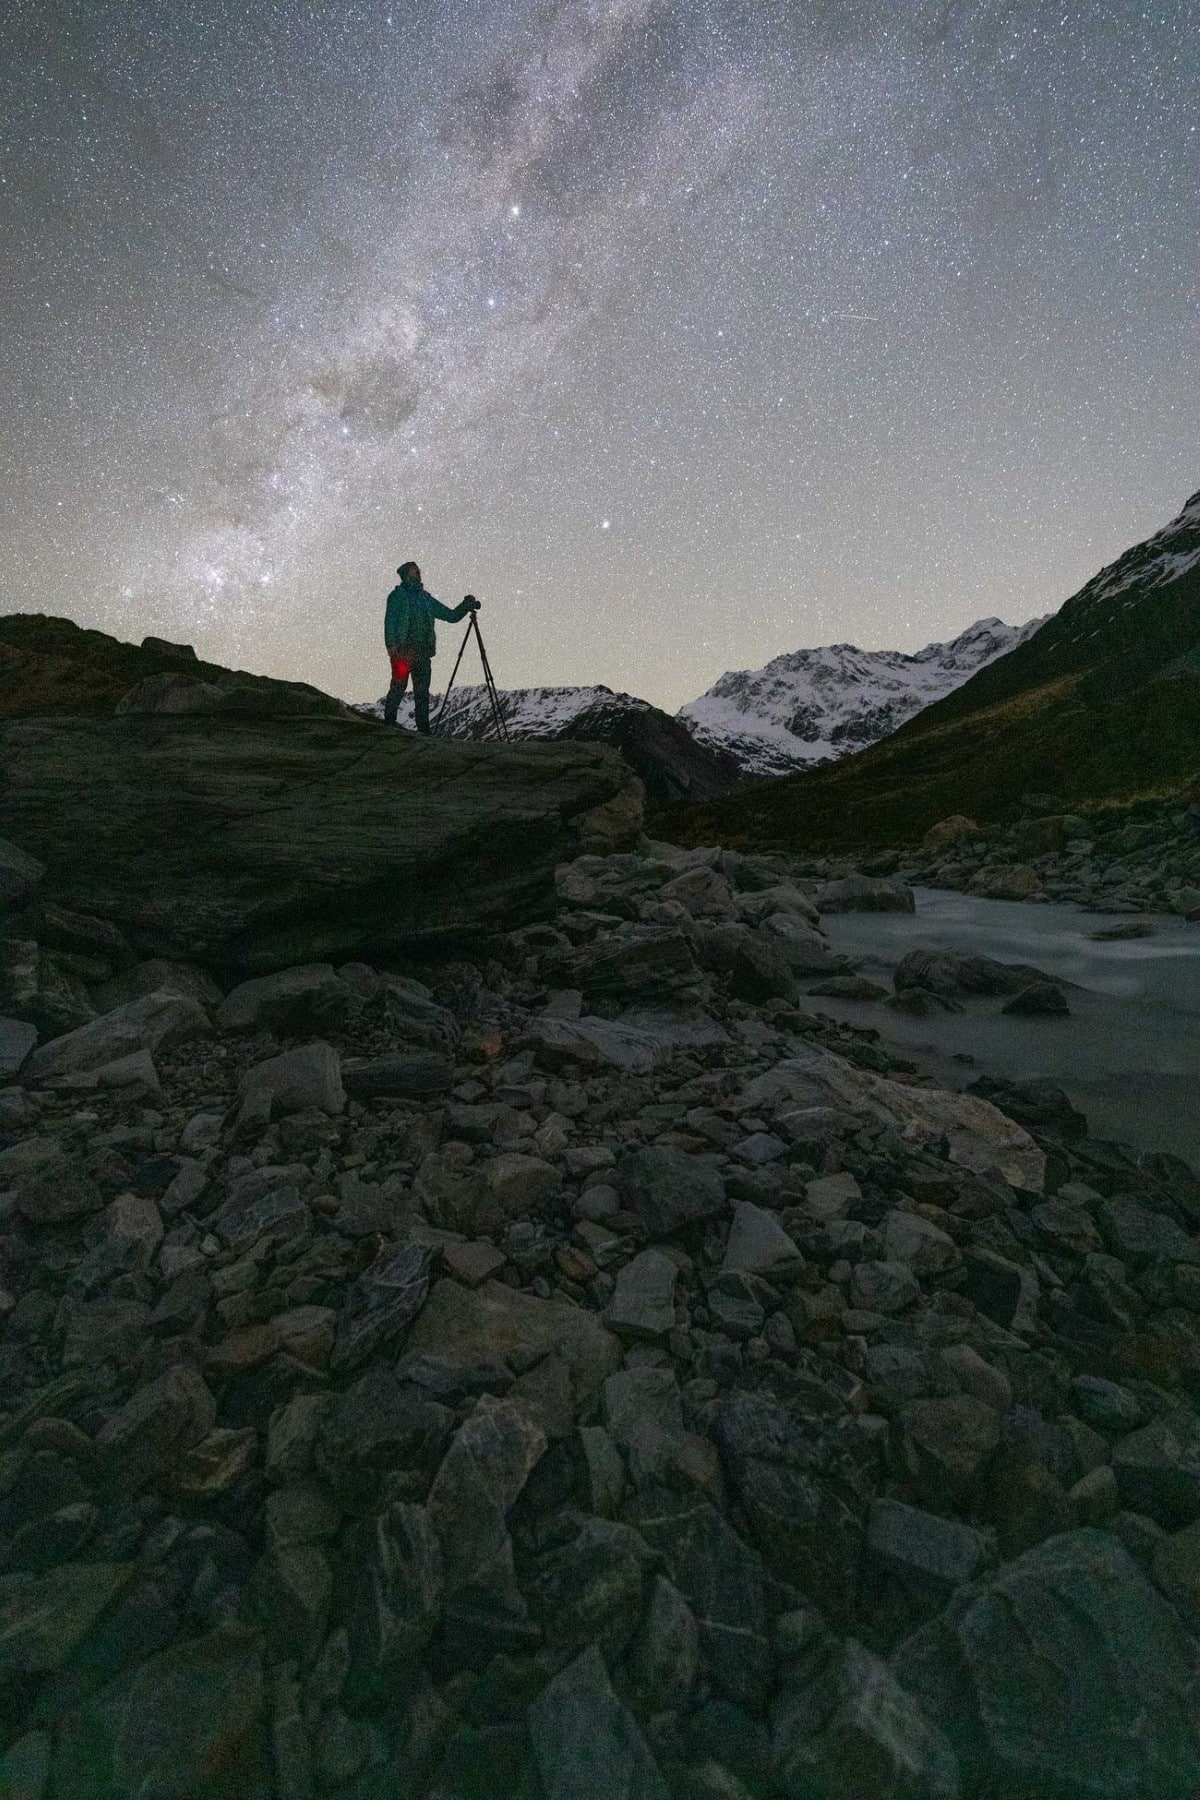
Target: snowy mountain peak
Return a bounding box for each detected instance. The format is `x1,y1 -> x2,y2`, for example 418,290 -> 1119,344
676,615 -> 1046,779
355,682 -> 651,735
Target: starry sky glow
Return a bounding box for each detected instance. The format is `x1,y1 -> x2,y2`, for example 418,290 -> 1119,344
2,0 -> 1197,709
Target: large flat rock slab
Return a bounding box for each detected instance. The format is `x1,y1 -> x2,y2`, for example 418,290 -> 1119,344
0,713 -> 640,974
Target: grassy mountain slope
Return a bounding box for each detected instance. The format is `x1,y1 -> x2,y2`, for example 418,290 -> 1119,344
661,494 -> 1200,851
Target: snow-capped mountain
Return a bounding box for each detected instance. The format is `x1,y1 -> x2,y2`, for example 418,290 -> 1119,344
354,683 -> 742,804
675,615 -> 1047,778
672,483 -> 1200,851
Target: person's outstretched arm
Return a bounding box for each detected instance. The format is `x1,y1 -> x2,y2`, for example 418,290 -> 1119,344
428,592 -> 480,623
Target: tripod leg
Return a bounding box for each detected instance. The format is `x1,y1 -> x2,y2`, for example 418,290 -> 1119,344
434,621 -> 473,733
472,614 -> 510,742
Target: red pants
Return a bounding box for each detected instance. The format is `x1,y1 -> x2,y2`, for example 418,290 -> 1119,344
385,650 -> 432,732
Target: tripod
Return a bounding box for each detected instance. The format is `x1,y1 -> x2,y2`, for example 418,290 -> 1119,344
434,608 -> 510,742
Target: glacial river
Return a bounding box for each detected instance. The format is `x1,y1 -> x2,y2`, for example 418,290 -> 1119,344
813,888 -> 1200,1166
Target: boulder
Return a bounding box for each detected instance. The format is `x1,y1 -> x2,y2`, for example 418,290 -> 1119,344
1112,1415 -> 1200,1526
343,1503 -> 443,1702
23,991 -> 210,1084
0,1562 -> 133,1674
921,816 -> 980,853
614,1146 -> 727,1238
897,1530 -> 1200,1798
527,1644 -> 671,1800
972,863 -> 1041,900
714,1389 -> 868,1617
342,1049 -> 452,1098
736,883 -> 820,926
693,922 -> 798,1003
742,1047 -> 1045,1191
50,1625 -> 266,1799
866,1500 -> 990,1601
758,911 -> 841,973
238,1041 -> 345,1117
817,876 -> 915,913
898,1396 -> 1001,1509
96,1365 -> 217,1483
0,710 -> 641,973
893,949 -> 1049,997
217,964 -> 360,1034
14,1150 -> 106,1226
772,1637 -> 961,1800
0,836 -> 44,908
542,926 -> 702,1006
426,1395 -> 547,1596
657,864 -> 739,919
604,1249 -> 679,1340
722,1201 -> 804,1277
415,1150 -> 557,1237
403,1278 -> 620,1412
1002,981 -> 1070,1016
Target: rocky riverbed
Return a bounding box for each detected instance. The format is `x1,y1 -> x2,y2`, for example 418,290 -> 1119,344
811,886 -> 1200,1167
895,792 -> 1200,915
2,837 -> 1200,1797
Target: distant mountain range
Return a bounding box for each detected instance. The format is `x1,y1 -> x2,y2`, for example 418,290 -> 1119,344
665,486 -> 1200,850
356,683 -> 743,805
358,614 -> 1046,791
677,616 -> 1045,777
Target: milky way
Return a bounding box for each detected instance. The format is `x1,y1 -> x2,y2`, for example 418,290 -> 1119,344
3,0 -> 1197,708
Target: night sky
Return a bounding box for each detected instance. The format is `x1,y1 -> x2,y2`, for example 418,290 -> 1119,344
3,1 -> 1197,711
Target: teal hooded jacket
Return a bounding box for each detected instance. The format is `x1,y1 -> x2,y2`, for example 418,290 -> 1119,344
384,584 -> 474,658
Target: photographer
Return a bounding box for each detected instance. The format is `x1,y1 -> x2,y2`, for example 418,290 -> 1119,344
383,560 -> 479,733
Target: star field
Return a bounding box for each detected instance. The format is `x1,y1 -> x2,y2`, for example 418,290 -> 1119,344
2,0 -> 1197,710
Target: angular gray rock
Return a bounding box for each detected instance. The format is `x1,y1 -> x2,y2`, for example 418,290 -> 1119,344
426,1395 -> 547,1596
344,1503 -> 443,1701
541,925 -> 701,1007
893,948 -> 1047,997
331,1240 -> 433,1372
722,1200 -> 804,1276
23,990 -> 210,1083
758,910 -> 841,973
0,1562 -> 133,1674
604,1249 -> 679,1339
95,1365 -> 217,1483
14,1150 -> 105,1226
629,1486 -> 771,1710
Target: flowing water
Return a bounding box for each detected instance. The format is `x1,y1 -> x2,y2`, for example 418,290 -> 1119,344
814,888 -> 1200,1166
